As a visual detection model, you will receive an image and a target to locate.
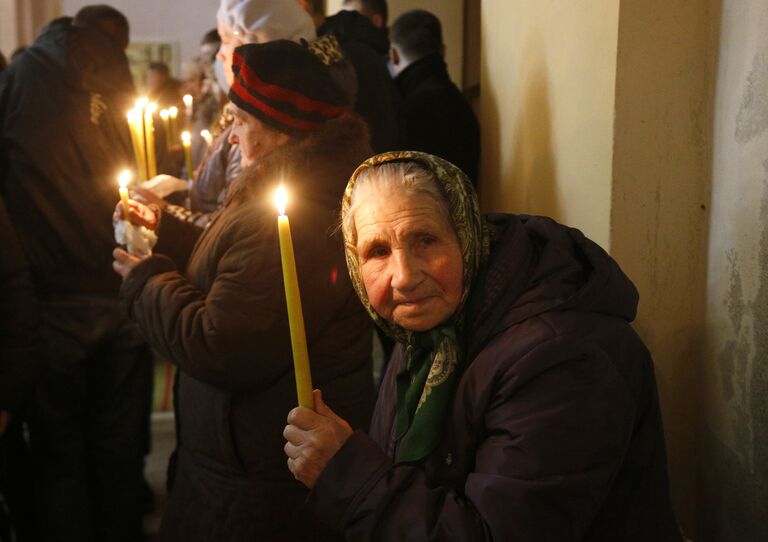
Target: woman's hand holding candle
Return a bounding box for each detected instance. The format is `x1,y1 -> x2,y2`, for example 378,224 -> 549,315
283,389 -> 352,488
112,247 -> 145,280
113,199 -> 159,230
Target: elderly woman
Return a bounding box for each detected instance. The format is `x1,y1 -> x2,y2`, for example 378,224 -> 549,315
113,41 -> 375,541
284,152 -> 682,541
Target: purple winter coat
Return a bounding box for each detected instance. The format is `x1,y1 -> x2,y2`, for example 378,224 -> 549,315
309,213 -> 681,541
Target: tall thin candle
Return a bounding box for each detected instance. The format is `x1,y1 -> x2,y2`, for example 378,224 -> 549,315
118,169 -> 131,218
181,131 -> 194,181
144,103 -> 158,178
159,108 -> 170,150
274,185 -> 313,409
182,94 -> 193,126
126,109 -> 147,181
168,106 -> 179,142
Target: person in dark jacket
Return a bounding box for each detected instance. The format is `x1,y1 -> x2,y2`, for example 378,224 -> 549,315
0,7 -> 154,541
284,152 -> 682,541
319,9 -> 401,153
0,195 -> 40,542
390,10 -> 481,185
113,41 -> 376,541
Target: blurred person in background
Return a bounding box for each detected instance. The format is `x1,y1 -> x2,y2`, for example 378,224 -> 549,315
113,40 -> 375,541
319,0 -> 400,153
389,9 -> 480,186
134,0 -> 316,226
0,6 -> 153,540
342,0 -> 388,30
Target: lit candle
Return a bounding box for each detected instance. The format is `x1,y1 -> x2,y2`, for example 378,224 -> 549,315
159,108 -> 170,150
127,109 -> 147,181
144,103 -> 158,178
168,106 -> 179,142
200,129 -> 213,146
182,94 -> 193,124
274,185 -> 313,409
118,169 -> 131,218
181,131 -> 194,181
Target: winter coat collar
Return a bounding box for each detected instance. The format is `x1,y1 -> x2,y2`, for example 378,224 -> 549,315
225,112 -> 371,209
395,53 -> 452,95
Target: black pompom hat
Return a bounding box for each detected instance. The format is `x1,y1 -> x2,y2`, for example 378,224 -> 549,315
228,40 -> 348,136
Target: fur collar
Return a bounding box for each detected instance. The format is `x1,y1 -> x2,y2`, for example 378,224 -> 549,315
226,112 -> 372,206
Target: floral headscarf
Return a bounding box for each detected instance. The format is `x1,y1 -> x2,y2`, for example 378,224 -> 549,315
341,151 -> 487,463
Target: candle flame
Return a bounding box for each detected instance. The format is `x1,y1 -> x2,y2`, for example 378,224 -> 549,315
200,129 -> 212,144
127,109 -> 137,122
274,185 -> 287,216
181,131 -> 191,144
136,97 -> 149,110
183,94 -> 193,106
118,169 -> 132,188
169,106 -> 178,118
160,109 -> 169,120
146,102 -> 158,114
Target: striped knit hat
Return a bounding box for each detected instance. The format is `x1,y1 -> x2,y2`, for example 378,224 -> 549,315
228,41 -> 348,136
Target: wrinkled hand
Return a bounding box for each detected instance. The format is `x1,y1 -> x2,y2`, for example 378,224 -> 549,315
284,389 -> 353,488
131,186 -> 167,207
140,174 -> 189,200
113,199 -> 158,230
112,247 -> 145,280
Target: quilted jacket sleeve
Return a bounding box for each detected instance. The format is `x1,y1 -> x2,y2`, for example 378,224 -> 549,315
309,336 -> 638,541
120,211 -> 292,393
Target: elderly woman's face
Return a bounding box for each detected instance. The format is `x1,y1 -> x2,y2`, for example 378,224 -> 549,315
355,187 -> 464,331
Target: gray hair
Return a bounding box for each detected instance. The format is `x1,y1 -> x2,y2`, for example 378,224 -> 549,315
342,161 -> 452,250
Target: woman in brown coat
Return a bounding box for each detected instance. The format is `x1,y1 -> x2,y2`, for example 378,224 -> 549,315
113,41 -> 375,541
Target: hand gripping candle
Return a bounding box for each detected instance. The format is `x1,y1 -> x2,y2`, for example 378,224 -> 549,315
274,185 -> 314,409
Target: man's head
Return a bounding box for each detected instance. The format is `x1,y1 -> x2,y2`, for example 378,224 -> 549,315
342,0 -> 387,29
297,0 -> 326,29
216,0 -> 316,87
72,4 -> 130,50
227,41 -> 347,166
146,62 -> 170,93
200,29 -> 221,67
389,9 -> 443,75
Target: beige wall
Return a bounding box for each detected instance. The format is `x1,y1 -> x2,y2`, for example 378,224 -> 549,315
0,0 -> 61,58
698,1 -> 768,539
610,0 -> 718,533
326,0 -> 465,86
479,0 -> 619,249
61,0 -> 218,75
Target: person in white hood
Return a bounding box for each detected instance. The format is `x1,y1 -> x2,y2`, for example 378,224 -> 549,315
137,0 -> 316,226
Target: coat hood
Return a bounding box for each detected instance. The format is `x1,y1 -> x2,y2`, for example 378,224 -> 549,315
26,17 -> 134,98
318,10 -> 390,56
466,213 -> 639,359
